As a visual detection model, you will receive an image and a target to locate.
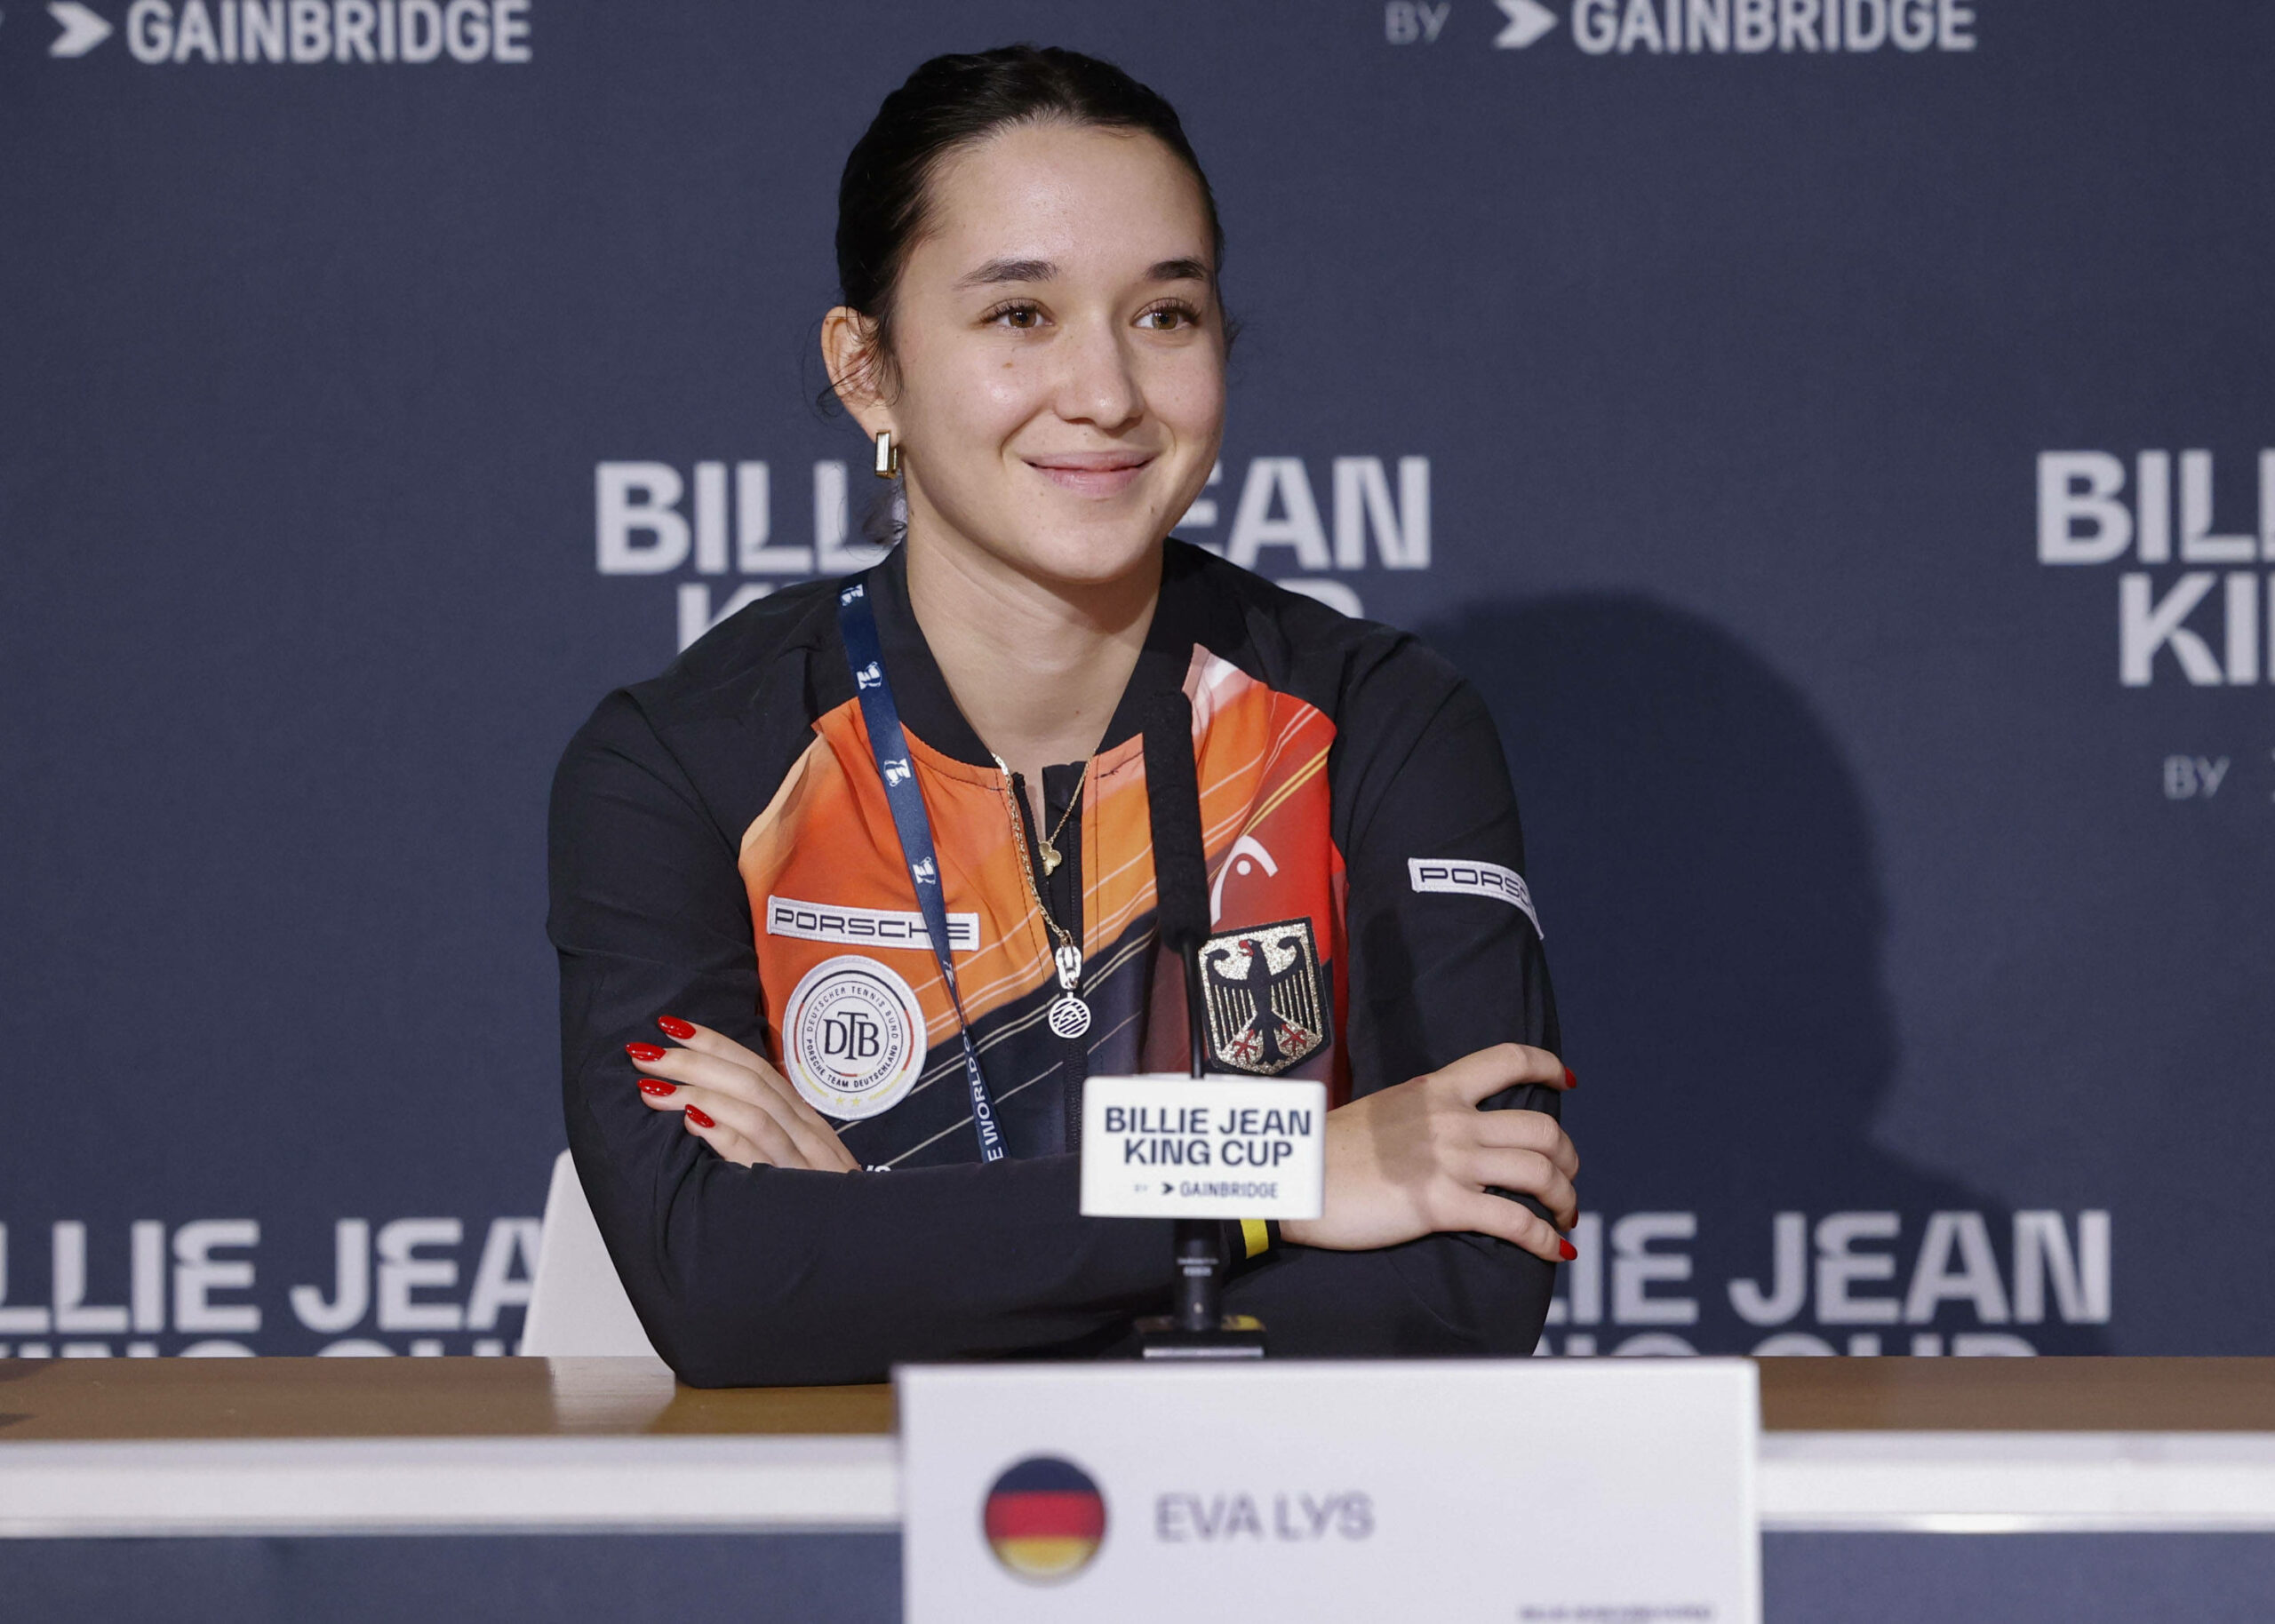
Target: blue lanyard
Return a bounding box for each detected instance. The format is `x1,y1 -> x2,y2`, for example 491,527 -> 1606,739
835,573 -> 1007,1163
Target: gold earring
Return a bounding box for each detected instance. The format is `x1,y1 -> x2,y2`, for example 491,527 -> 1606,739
873,429 -> 900,480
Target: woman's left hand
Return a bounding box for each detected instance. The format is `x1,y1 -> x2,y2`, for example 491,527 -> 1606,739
629,1018 -> 860,1173
1278,1043 -> 1577,1259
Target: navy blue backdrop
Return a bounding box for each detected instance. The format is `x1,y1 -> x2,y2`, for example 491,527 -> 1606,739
3,0 -> 2269,1359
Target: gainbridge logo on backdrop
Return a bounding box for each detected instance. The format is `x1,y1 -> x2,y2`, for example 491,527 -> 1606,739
1385,0 -> 1979,53
593,453 -> 1435,650
38,1 -> 533,65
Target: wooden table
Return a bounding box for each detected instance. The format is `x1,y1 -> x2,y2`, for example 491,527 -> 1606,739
0,1355 -> 887,1441
4,1357 -> 2275,1537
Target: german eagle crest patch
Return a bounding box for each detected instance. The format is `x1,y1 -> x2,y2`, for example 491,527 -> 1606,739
1196,919 -> 1329,1076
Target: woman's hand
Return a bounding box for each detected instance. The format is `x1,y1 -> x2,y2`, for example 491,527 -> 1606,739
1278,1043 -> 1578,1262
629,1018 -> 860,1174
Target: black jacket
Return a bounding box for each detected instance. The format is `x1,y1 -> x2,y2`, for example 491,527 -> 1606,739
547,541 -> 1561,1385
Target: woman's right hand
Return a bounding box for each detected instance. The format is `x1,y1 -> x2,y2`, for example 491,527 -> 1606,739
1277,1044 -> 1578,1263
629,1017 -> 861,1174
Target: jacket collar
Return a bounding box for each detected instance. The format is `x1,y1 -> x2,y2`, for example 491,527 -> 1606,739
866,538 -> 1238,772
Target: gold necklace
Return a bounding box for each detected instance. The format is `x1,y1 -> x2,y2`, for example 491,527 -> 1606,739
1034,760 -> 1089,876
993,755 -> 1092,1040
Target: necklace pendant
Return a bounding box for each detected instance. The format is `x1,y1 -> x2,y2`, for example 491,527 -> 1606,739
1047,991 -> 1092,1040
1037,840 -> 1061,876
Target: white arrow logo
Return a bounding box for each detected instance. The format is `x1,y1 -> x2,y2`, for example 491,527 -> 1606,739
49,0 -> 111,55
1495,0 -> 1559,48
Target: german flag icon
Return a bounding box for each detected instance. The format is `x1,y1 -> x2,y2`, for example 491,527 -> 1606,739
982,1455 -> 1107,1581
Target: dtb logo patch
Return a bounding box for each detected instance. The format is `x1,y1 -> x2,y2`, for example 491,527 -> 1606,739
1196,919 -> 1329,1076
781,955 -> 926,1120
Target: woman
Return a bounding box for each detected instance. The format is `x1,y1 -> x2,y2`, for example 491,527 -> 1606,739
548,45 -> 1578,1387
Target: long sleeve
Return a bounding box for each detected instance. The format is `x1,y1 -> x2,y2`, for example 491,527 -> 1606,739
548,691 -> 1181,1385
1223,645 -> 1564,1354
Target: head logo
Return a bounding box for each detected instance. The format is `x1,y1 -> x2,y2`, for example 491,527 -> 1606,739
1209,832 -> 1280,925
982,1456 -> 1106,1582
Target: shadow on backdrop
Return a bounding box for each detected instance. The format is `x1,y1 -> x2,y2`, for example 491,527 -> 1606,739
1423,594 -> 2108,1356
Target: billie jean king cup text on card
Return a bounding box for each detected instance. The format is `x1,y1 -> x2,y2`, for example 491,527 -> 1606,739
1078,1075 -> 1327,1221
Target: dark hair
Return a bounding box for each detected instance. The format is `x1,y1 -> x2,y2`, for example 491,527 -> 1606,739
835,44 -> 1226,379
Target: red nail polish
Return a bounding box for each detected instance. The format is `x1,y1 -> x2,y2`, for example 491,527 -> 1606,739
626,1042 -> 667,1063
1558,1238 -> 1578,1262
658,1016 -> 696,1040
639,1080 -> 677,1097
684,1105 -> 716,1129
1563,1066 -> 1578,1090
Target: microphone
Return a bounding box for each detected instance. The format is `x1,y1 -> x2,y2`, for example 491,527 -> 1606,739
1083,689 -> 1304,1358
1140,689 -> 1253,1346
1141,691 -> 1211,1083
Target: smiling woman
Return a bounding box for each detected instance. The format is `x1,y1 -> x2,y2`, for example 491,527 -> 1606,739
821,61 -> 1230,798
547,45 -> 1578,1386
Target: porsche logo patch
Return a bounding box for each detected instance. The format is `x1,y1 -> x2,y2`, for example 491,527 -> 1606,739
1196,919 -> 1329,1076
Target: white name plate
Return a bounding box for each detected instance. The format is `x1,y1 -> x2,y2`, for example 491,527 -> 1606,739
1077,1074 -> 1326,1221
900,1359 -> 1760,1624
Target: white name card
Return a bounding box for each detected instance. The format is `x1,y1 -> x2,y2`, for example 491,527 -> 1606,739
901,1359 -> 1760,1624
1077,1074 -> 1326,1221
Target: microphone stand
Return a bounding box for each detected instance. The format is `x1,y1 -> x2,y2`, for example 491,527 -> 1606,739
1138,691 -> 1266,1360
1171,942 -> 1224,1337
1137,938 -> 1265,1358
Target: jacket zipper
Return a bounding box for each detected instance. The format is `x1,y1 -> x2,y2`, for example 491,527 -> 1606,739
1010,768 -> 1089,1155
